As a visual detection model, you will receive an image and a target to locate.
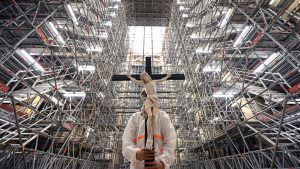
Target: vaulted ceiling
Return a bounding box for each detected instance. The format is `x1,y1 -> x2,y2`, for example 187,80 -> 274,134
125,0 -> 173,26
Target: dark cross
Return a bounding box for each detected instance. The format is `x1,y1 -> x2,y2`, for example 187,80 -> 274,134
112,57 -> 185,81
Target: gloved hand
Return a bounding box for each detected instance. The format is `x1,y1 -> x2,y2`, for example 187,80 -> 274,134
144,161 -> 165,169
136,148 -> 155,161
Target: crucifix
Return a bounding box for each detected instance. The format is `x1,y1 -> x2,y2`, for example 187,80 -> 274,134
112,57 -> 185,81
112,26 -> 184,168
112,56 -> 184,168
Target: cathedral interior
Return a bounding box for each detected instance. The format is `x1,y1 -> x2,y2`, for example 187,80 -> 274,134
0,0 -> 300,168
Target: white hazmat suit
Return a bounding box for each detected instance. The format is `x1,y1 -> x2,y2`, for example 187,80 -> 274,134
122,111 -> 177,169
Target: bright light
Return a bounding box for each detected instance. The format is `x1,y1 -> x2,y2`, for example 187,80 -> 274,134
86,46 -> 102,52
16,49 -> 45,72
179,6 -> 185,11
128,26 -> 165,55
109,4 -> 118,9
85,126 -> 94,138
47,22 -> 66,45
213,93 -> 233,98
196,43 -> 212,54
98,32 -> 108,38
177,0 -> 185,4
97,92 -> 104,98
110,12 -> 116,17
213,88 -> 239,98
183,80 -> 187,86
287,99 -> 300,104
182,13 -> 188,18
77,65 -> 95,71
203,64 -> 221,72
209,117 -> 221,123
104,21 -> 112,27
221,72 -> 231,82
178,59 -> 182,65
0,98 -> 11,103
63,91 -> 86,97
212,93 -> 234,98
220,8 -> 234,28
195,64 -> 200,72
66,4 -> 78,25
233,25 -> 252,47
185,93 -> 190,98
269,0 -> 276,6
196,49 -> 212,54
186,22 -> 194,27
254,52 -> 281,73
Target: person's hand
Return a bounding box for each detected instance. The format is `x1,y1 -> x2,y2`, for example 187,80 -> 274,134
136,148 -> 155,161
144,161 -> 165,169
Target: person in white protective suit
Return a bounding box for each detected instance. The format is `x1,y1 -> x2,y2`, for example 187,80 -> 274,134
122,90 -> 177,169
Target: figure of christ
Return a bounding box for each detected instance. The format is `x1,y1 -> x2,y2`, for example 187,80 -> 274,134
127,71 -> 171,150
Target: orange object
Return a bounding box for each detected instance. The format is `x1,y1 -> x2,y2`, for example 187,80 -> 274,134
37,27 -> 51,45
289,82 -> 300,94
153,134 -> 164,141
0,104 -> 28,117
0,82 -> 9,93
251,31 -> 264,46
133,134 -> 145,143
133,133 -> 164,143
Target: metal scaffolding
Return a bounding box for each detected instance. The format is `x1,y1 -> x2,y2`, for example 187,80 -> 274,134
0,0 -> 127,168
1,0 -> 300,168
168,0 -> 300,168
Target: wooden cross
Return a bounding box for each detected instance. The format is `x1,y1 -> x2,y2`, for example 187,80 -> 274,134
112,57 -> 185,81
